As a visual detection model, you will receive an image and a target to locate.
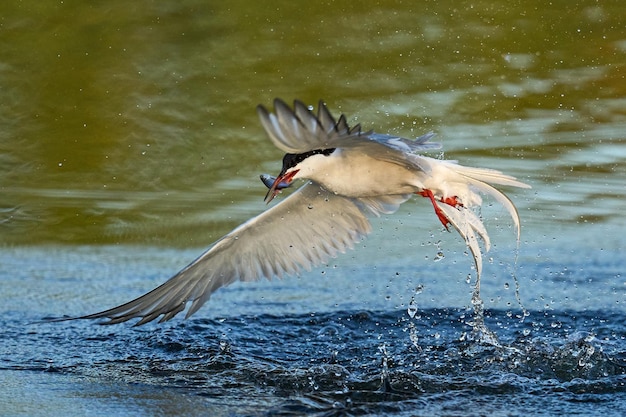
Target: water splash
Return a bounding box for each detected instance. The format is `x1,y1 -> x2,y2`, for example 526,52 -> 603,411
407,301 -> 418,319
511,263 -> 529,321
377,343 -> 392,392
406,285 -> 424,350
406,287 -> 422,319
466,273 -> 501,347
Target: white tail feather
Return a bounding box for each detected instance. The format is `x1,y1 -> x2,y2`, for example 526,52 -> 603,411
429,163 -> 529,280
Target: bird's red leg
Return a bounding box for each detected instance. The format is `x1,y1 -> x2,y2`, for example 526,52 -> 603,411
417,189 -> 463,230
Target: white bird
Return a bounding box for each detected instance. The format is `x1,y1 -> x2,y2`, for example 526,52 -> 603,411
72,99 -> 530,325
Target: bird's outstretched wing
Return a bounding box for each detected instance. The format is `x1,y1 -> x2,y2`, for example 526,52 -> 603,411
257,99 -> 359,153
257,99 -> 441,155
74,183 -> 410,325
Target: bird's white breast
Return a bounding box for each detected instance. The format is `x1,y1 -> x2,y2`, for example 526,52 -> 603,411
297,149 -> 425,198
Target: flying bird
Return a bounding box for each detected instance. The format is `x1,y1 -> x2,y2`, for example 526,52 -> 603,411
70,99 -> 529,325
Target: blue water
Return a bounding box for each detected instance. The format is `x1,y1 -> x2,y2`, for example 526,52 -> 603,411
2,219 -> 626,416
6,309 -> 626,416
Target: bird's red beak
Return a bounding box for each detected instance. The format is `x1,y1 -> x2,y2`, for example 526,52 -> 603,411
264,170 -> 299,203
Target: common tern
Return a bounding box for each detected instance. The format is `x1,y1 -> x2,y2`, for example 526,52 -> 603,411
68,99 -> 529,325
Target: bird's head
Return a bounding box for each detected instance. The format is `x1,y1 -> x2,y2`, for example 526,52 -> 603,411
264,148 -> 336,203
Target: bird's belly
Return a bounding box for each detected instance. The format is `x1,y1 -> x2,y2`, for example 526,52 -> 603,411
313,159 -> 421,197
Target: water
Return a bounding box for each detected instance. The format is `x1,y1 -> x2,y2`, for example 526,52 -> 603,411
4,308 -> 626,416
2,0 -> 626,416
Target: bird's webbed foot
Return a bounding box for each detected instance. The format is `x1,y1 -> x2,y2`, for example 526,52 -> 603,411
417,189 -> 463,229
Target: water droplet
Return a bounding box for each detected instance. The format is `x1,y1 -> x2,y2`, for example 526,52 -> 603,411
408,322 -> 420,349
407,299 -> 418,318
219,340 -> 231,354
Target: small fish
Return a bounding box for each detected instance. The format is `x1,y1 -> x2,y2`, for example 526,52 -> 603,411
260,174 -> 291,190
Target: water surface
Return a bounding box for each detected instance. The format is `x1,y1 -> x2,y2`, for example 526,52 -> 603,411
1,1 -> 626,416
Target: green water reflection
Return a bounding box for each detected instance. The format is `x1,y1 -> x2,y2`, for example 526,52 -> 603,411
1,0 -> 625,246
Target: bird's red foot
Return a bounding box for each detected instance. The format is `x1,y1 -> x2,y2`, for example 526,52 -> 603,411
417,189 -> 463,229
